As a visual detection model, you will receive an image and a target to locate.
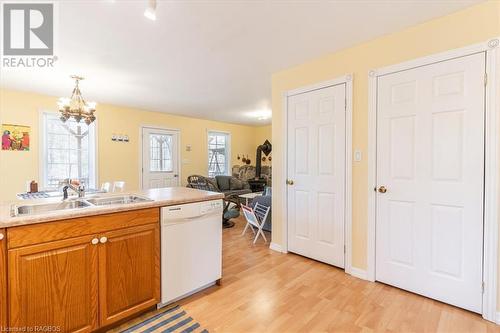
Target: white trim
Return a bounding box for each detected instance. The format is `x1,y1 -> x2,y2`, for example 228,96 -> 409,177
206,129 -> 232,177
344,76 -> 354,275
495,312 -> 500,325
482,38 -> 499,323
367,38 -> 500,322
38,110 -> 98,191
269,242 -> 285,253
372,39 -> 495,78
367,70 -> 377,283
286,74 -> 353,97
280,74 -> 354,273
280,92 -> 289,252
139,125 -> 182,189
349,267 -> 369,281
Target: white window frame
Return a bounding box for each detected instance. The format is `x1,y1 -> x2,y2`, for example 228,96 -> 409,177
39,111 -> 98,190
207,130 -> 231,177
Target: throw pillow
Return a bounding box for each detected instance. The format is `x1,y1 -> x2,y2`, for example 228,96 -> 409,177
215,176 -> 231,191
206,177 -> 220,192
229,177 -> 244,190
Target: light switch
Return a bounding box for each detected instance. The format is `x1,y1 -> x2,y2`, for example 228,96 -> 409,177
354,150 -> 362,162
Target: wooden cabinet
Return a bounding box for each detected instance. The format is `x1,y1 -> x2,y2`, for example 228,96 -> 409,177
0,229 -> 7,331
6,208 -> 160,332
8,235 -> 99,333
98,223 -> 160,326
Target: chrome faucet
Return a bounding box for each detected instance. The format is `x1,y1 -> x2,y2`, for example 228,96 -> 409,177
61,179 -> 86,200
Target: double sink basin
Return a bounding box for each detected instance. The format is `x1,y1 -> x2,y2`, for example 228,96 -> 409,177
11,195 -> 153,217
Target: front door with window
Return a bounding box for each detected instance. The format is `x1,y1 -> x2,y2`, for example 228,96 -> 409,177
142,127 -> 179,189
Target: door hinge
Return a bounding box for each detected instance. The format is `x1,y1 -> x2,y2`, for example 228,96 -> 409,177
484,73 -> 488,86
344,245 -> 346,254
482,281 -> 485,294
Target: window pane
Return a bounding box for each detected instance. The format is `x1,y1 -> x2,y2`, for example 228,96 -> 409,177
208,132 -> 229,178
149,134 -> 173,172
43,113 -> 95,189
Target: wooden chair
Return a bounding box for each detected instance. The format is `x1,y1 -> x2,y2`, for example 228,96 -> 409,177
241,203 -> 270,244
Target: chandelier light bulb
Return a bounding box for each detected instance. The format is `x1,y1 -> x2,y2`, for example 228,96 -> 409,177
58,75 -> 97,125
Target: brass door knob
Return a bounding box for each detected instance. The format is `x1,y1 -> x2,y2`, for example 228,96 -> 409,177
378,186 -> 387,193
286,179 -> 294,185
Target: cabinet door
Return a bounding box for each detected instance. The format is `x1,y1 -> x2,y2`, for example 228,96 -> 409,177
9,235 -> 99,333
98,223 -> 160,327
0,229 -> 7,331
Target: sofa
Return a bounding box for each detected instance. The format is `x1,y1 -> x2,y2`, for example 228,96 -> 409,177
232,165 -> 272,186
186,175 -> 252,198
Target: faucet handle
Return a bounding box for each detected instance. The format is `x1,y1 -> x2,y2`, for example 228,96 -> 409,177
62,185 -> 69,200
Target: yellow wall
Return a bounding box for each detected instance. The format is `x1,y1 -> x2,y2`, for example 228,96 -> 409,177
271,1 -> 500,270
255,124 -> 271,147
0,88 -> 266,201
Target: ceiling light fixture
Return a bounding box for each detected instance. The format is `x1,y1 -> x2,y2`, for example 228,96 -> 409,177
144,0 -> 157,21
249,109 -> 272,121
58,75 -> 97,125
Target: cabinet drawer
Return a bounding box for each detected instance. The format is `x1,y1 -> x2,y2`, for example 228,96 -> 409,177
8,208 -> 159,249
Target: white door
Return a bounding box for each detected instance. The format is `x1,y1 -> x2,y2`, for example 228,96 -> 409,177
375,53 -> 486,312
287,83 -> 346,268
142,127 -> 180,189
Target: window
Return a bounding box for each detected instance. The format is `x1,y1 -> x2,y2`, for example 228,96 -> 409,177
149,134 -> 173,172
208,131 -> 230,178
41,112 -> 97,190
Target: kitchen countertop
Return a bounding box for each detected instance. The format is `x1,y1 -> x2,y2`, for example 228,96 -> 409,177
0,187 -> 224,228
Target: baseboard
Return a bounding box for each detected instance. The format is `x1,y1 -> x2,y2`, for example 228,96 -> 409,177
349,267 -> 369,280
269,242 -> 285,253
495,312 -> 500,325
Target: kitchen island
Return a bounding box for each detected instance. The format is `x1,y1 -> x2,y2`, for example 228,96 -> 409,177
0,187 -> 224,333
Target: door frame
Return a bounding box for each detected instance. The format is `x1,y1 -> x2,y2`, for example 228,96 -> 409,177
367,38 -> 500,322
139,125 -> 182,189
280,74 -> 354,274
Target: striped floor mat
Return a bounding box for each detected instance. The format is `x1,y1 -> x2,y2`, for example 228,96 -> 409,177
120,305 -> 208,333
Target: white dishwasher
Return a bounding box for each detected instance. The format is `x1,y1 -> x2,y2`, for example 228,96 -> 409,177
160,199 -> 223,307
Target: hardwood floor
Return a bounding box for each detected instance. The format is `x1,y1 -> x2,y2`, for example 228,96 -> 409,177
112,217 -> 500,333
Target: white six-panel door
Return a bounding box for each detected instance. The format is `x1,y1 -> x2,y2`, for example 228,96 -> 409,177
287,83 -> 346,268
142,127 -> 180,189
375,53 -> 486,312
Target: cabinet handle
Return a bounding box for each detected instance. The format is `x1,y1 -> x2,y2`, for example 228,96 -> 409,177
0,233 -> 4,241
91,238 -> 99,245
100,236 -> 108,244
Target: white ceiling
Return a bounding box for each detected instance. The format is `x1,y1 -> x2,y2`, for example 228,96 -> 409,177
0,0 -> 483,125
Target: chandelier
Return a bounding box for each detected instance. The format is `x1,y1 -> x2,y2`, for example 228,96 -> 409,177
58,75 -> 97,125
